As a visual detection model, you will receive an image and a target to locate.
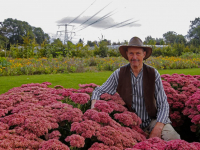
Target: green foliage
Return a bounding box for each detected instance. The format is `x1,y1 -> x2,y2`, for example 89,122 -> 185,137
151,43 -> 200,57
98,41 -> 108,57
187,17 -> 200,46
32,27 -> 49,45
87,40 -> 96,47
163,31 -> 177,44
107,48 -> 121,57
0,57 -> 11,67
144,36 -> 156,45
180,52 -> 200,59
1,18 -> 50,45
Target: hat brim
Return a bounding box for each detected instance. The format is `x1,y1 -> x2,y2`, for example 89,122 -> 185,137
119,45 -> 152,60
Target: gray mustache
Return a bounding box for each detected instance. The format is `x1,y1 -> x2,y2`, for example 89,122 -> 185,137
131,59 -> 139,61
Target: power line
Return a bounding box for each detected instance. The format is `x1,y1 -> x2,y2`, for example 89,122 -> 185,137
103,18 -> 134,30
75,8 -> 118,32
116,20 -> 139,28
75,1 -> 112,29
74,6 -> 128,33
68,0 -> 97,25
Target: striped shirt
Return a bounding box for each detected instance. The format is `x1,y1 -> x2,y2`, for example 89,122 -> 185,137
91,63 -> 171,129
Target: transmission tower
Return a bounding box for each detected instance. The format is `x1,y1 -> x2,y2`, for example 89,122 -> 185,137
57,24 -> 74,44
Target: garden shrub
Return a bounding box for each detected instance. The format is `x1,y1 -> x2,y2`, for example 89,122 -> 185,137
0,57 -> 11,68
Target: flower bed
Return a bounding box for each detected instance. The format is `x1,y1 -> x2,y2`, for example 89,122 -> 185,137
0,74 -> 200,149
1,56 -> 200,76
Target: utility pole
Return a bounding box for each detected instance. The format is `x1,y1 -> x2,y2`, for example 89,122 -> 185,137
57,24 -> 75,45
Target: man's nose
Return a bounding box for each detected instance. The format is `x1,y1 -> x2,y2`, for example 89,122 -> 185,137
132,54 -> 137,59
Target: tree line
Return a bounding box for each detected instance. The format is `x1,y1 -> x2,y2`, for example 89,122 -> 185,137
0,18 -> 50,49
143,17 -> 200,47
0,17 -> 200,58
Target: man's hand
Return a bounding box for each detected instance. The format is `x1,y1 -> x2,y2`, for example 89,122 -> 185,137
149,122 -> 164,138
91,100 -> 97,109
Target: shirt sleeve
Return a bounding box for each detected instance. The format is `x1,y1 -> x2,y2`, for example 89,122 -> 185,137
154,69 -> 170,124
91,68 -> 120,100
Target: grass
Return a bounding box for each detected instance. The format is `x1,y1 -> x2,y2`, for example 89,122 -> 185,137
0,68 -> 200,95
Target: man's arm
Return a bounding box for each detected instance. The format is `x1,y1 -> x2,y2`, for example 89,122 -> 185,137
90,68 -> 120,109
149,122 -> 165,138
149,70 -> 170,138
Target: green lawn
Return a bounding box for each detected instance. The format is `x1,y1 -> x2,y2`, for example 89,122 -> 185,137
0,68 -> 200,95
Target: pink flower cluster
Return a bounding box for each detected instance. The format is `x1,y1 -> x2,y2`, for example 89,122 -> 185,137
79,83 -> 99,89
0,121 -> 42,149
48,130 -> 61,140
161,74 -> 200,97
96,126 -> 145,149
39,139 -> 70,150
162,80 -> 187,127
183,89 -> 200,132
83,109 -> 113,124
94,99 -> 128,113
100,93 -> 126,105
1,78 -> 200,149
71,120 -> 101,138
161,74 -> 200,136
70,93 -> 90,104
77,83 -> 99,95
65,134 -> 85,148
94,100 -> 114,113
89,142 -> 121,150
77,87 -> 94,94
127,137 -> 200,150
0,82 -> 83,149
114,111 -> 142,127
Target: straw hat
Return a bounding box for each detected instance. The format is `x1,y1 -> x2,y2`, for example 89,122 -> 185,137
119,37 -> 152,60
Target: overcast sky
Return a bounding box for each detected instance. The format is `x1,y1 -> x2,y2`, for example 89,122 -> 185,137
0,0 -> 199,44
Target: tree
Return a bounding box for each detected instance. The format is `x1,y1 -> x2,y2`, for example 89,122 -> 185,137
175,35 -> 186,45
52,38 -> 63,46
155,38 -> 165,45
44,33 -> 50,44
187,18 -> 200,46
163,31 -> 177,44
0,35 -> 9,50
98,40 -> 108,57
87,40 -> 95,47
102,39 -> 111,45
32,27 -> 46,45
1,18 -> 50,45
187,17 -> 200,39
1,18 -> 34,45
122,40 -> 128,45
144,36 -> 156,45
78,39 -> 83,44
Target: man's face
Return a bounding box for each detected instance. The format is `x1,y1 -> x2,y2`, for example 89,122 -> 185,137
126,47 -> 146,69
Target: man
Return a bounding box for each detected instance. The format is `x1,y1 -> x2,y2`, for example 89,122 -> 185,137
91,37 -> 180,141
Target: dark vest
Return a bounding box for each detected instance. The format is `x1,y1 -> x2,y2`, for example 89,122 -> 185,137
116,63 -> 157,118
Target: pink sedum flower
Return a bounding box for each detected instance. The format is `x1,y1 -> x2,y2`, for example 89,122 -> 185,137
114,111 -> 142,127
48,130 -> 61,140
89,142 -> 121,150
70,93 -> 90,104
39,139 -> 70,150
94,100 -> 113,113
65,134 -> 85,148
71,120 -> 101,138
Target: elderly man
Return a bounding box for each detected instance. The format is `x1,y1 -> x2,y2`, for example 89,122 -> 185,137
91,37 -> 180,141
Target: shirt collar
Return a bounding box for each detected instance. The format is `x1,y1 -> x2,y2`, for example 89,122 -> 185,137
130,64 -> 143,78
